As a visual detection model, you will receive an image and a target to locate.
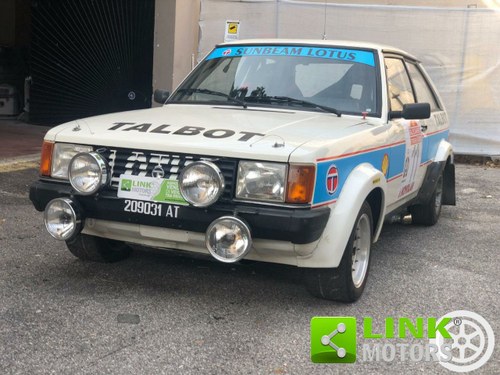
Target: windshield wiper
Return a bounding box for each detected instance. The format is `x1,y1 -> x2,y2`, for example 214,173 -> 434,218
268,96 -> 341,117
176,88 -> 247,109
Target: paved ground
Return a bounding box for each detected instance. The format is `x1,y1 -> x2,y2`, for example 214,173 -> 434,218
0,164 -> 498,374
0,119 -> 50,159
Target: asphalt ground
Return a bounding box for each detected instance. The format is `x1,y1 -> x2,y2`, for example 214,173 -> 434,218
0,120 -> 49,159
0,164 -> 498,374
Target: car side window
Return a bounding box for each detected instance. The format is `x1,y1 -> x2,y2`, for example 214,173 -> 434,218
406,63 -> 440,111
385,58 -> 415,111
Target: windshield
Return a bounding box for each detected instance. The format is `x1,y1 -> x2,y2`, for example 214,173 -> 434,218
170,45 -> 379,116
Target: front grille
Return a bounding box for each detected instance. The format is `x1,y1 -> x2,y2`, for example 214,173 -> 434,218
96,147 -> 237,202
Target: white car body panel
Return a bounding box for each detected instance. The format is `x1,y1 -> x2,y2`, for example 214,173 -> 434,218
47,105 -> 373,163
35,39 -> 454,270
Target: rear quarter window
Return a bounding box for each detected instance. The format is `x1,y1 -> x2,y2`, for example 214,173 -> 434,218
406,63 -> 440,111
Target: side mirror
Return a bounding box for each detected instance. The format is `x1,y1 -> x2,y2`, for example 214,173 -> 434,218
154,89 -> 170,104
389,103 -> 431,120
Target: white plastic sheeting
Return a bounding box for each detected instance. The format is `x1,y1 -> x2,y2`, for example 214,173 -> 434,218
199,0 -> 500,156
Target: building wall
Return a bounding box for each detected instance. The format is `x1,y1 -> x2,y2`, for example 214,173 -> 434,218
152,0 -> 200,103
172,0 -> 201,88
298,0 -> 493,8
152,0 -> 177,97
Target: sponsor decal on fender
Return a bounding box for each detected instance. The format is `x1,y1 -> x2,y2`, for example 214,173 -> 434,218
326,165 -> 339,195
381,153 -> 390,177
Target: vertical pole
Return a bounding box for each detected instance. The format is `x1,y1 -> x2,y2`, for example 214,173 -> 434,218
323,0 -> 328,40
275,0 -> 280,38
452,8 -> 471,129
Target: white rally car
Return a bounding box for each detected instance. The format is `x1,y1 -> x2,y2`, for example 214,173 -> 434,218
30,40 -> 455,301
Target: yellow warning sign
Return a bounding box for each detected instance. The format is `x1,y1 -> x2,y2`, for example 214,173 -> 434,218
227,22 -> 238,34
224,20 -> 240,42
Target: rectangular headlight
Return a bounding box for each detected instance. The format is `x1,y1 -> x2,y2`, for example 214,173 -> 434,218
236,161 -> 287,202
51,143 -> 93,179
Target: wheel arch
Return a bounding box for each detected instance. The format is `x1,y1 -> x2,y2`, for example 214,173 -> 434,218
416,139 -> 455,206
298,163 -> 386,268
434,139 -> 454,163
365,186 -> 385,242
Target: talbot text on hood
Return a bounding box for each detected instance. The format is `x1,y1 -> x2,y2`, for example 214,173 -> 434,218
108,122 -> 265,142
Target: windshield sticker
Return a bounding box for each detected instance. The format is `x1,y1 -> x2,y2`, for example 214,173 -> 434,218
206,46 -> 375,66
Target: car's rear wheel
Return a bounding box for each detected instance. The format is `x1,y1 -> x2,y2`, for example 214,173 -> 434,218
304,201 -> 373,302
410,174 -> 443,226
65,233 -> 132,262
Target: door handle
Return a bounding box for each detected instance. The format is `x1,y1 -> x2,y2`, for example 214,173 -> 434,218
420,124 -> 428,132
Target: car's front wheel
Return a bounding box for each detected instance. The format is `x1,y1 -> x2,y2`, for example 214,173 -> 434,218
304,201 -> 373,302
65,233 -> 132,262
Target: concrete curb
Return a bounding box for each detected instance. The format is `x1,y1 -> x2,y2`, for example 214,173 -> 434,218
0,154 -> 40,166
0,154 -> 40,173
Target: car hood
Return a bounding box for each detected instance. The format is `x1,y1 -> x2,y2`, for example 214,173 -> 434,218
48,104 -> 373,162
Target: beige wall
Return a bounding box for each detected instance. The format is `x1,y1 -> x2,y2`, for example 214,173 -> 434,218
299,0 -> 494,7
152,0 -> 200,104
172,0 -> 201,88
152,0 -> 176,96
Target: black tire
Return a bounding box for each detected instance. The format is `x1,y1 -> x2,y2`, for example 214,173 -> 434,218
410,174 -> 443,226
65,233 -> 132,262
304,201 -> 373,302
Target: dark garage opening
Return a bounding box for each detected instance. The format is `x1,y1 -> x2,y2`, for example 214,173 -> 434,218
28,0 -> 155,125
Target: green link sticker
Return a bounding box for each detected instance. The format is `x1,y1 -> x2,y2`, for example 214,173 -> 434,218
118,175 -> 188,205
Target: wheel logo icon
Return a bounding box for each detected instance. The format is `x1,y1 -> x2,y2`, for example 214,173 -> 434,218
430,310 -> 495,373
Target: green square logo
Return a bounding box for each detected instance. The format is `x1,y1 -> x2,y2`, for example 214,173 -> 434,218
121,179 -> 132,191
310,317 -> 357,363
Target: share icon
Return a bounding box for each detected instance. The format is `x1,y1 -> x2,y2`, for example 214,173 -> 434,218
320,322 -> 347,358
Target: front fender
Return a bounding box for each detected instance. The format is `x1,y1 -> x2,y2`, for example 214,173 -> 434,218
298,163 -> 386,268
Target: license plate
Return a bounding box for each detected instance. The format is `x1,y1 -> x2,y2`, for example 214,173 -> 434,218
117,174 -> 188,205
123,199 -> 180,218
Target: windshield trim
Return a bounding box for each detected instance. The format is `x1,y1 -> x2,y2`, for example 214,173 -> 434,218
169,44 -> 382,118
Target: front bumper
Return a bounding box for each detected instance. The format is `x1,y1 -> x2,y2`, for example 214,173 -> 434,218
30,180 -> 330,245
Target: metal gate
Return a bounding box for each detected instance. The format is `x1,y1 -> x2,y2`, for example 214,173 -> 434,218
30,0 -> 155,125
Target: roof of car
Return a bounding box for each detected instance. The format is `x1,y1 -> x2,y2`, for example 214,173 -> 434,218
218,39 -> 419,62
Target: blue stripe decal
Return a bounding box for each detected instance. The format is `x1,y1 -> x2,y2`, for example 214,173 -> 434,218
389,144 -> 406,177
313,130 -> 449,206
206,46 -> 375,66
314,148 -> 393,205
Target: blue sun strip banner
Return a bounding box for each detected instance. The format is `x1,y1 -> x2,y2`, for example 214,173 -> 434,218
206,45 -> 376,67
